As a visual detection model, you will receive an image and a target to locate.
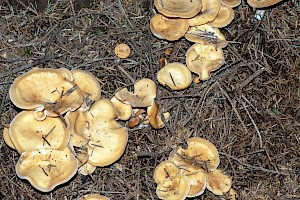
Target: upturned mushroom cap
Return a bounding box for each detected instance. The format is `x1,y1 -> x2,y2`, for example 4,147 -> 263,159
157,62 -> 192,90
186,43 -> 224,81
154,160 -> 181,184
221,0 -> 241,8
247,0 -> 282,8
15,147 -> 78,192
208,4 -> 235,28
156,175 -> 191,200
81,194 -> 110,200
185,25 -> 228,48
181,166 -> 207,197
207,169 -> 232,195
115,78 -> 156,108
79,162 -> 97,176
147,101 -> 167,129
188,0 -> 221,26
9,68 -> 83,116
9,111 -> 69,154
150,14 -> 189,41
114,43 -> 131,59
154,0 -> 202,18
3,126 -> 15,149
110,96 -> 132,121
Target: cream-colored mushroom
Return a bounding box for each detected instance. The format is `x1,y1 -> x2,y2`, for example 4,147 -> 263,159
81,194 -> 110,200
79,162 -> 97,176
3,126 -> 15,149
207,169 -> 232,195
181,166 -> 207,197
110,96 -> 132,121
208,4 -> 235,28
114,43 -> 131,59
147,101 -> 169,129
247,0 -> 283,8
58,67 -> 73,82
154,160 -> 181,184
221,0 -> 241,8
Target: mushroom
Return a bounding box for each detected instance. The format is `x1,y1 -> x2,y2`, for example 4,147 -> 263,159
115,78 -> 156,108
221,0 -> 241,8
186,43 -> 224,81
185,24 -> 228,48
9,68 -> 83,117
15,147 -> 78,192
153,160 -> 180,184
147,101 -> 169,129
154,0 -> 202,18
9,111 -> 69,154
181,166 -> 207,197
79,162 -> 97,176
114,43 -> 131,59
81,194 -> 110,200
188,0 -> 221,26
3,126 -> 15,149
247,0 -> 283,8
150,14 -> 189,41
157,62 -> 192,90
206,169 -> 232,195
58,67 -> 73,82
208,4 -> 235,28
110,96 -> 132,121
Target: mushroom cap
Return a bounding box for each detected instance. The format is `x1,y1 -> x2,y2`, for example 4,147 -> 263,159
15,147 -> 78,192
154,0 -> 202,18
33,110 -> 47,121
150,14 -> 189,41
110,96 -> 132,121
221,0 -> 241,8
157,62 -> 192,90
247,0 -> 282,8
79,162 -> 97,176
207,169 -> 232,195
114,43 -> 131,59
188,0 -> 221,26
181,166 -> 207,197
156,175 -> 191,200
3,126 -> 15,149
185,25 -> 228,48
9,68 -> 83,115
81,194 -> 110,200
153,160 -> 180,184
186,43 -> 224,81
208,4 -> 235,28
58,67 -> 73,82
9,111 -> 69,154
147,101 -> 165,129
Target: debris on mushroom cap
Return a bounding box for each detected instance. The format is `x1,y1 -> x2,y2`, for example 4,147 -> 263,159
156,175 -> 191,200
147,101 -> 169,129
15,147 -> 78,192
181,166 -> 207,197
9,68 -> 83,116
153,160 -> 181,184
3,126 -> 15,149
9,111 -> 69,154
206,169 -> 232,195
115,78 -> 156,108
58,67 -> 73,82
154,0 -> 202,18
188,0 -> 222,26
168,146 -> 191,167
150,14 -> 189,41
157,62 -> 192,90
221,0 -> 241,8
208,4 -> 235,28
81,194 -> 110,200
185,25 -> 228,48
186,43 -> 224,81
110,96 -> 132,121
247,0 -> 283,8
114,43 -> 131,59
79,162 -> 97,176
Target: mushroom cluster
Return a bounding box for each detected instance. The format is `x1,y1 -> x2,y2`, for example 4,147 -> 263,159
151,0 -> 240,84
154,137 -> 232,199
3,67 -> 128,192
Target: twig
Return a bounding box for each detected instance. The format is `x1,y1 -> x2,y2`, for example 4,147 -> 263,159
237,67 -> 266,90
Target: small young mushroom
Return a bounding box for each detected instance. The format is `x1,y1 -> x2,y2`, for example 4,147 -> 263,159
206,169 -> 232,195
208,4 -> 235,28
153,160 -> 181,184
114,43 -> 131,59
221,0 -> 241,8
247,0 -> 283,8
157,62 -> 192,90
81,194 -> 110,200
110,96 -> 132,121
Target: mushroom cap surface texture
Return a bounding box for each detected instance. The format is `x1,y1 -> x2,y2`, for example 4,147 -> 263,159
247,0 -> 283,8
207,169 -> 232,195
154,160 -> 180,184
114,43 -> 131,59
15,147 -> 78,192
154,0 -> 202,18
208,4 -> 235,28
157,62 -> 192,90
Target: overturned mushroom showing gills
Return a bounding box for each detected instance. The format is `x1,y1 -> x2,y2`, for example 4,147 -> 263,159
157,62 -> 192,90
247,0 -> 283,8
208,4 -> 235,28
154,160 -> 180,184
114,43 -> 131,59
15,147 -> 78,192
207,169 -> 232,195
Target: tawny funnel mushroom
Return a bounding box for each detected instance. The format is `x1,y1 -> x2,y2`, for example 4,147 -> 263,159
15,147 -> 78,192
81,194 -> 110,200
153,160 -> 180,184
247,0 -> 283,8
114,43 -> 131,59
208,4 -> 235,28
221,0 -> 241,8
154,0 -> 202,18
181,166 -> 207,197
147,101 -> 169,129
110,96 -> 132,121
207,169 -> 232,195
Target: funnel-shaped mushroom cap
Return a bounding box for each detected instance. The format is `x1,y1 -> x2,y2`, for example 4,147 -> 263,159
208,4 -> 235,28
81,194 -> 110,200
9,68 -> 83,115
150,14 -> 189,41
221,0 -> 241,8
181,166 -> 207,197
247,0 -> 282,8
79,162 -> 97,176
207,169 -> 232,195
154,0 -> 202,18
3,126 -> 15,149
186,43 -> 224,81
156,175 -> 191,200
147,101 -> 166,129
185,25 -> 228,48
9,111 -> 69,154
110,96 -> 132,121
154,160 -> 180,184
188,0 -> 221,26
15,147 -> 78,192
157,62 -> 192,90
115,78 -> 156,108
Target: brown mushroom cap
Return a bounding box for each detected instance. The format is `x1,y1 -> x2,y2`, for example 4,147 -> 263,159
208,4 -> 235,28
247,0 -> 282,8
154,0 -> 202,18
188,0 -> 221,26
114,43 -> 131,59
221,0 -> 241,8
110,96 -> 132,121
181,166 -> 207,197
157,62 -> 192,90
186,43 -> 224,81
9,68 -> 83,116
153,160 -> 180,184
15,147 -> 78,192
3,126 -> 15,149
207,169 -> 232,195
150,14 -> 189,41
9,111 -> 69,154
81,194 -> 110,200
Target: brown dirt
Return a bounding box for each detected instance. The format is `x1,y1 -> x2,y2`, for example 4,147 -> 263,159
0,0 -> 299,199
